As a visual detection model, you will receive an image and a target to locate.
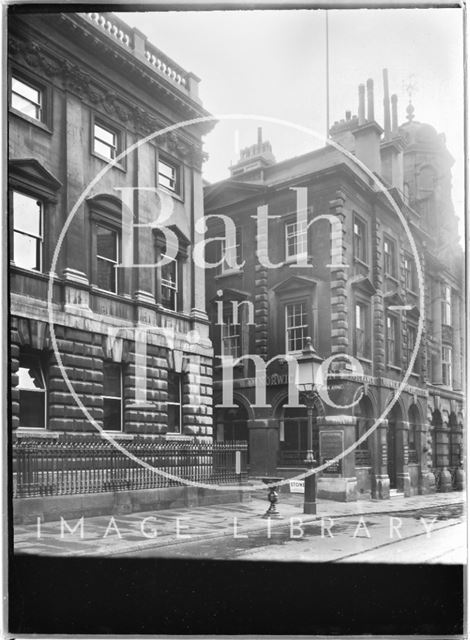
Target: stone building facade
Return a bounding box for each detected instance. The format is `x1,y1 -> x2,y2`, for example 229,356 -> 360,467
9,12 -> 214,445
204,71 -> 464,501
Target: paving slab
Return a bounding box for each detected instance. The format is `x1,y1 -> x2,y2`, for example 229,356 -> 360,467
13,490 -> 465,557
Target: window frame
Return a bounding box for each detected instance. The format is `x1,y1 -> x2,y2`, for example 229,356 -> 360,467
353,215 -> 368,264
354,300 -> 371,360
90,113 -> 125,170
383,235 -> 397,279
404,253 -> 417,293
285,218 -> 308,261
9,69 -> 51,130
160,253 -> 179,312
102,361 -> 124,432
11,189 -> 44,272
167,371 -> 183,434
442,284 -> 452,326
95,223 -> 120,295
406,323 -> 420,374
220,225 -> 243,274
442,345 -> 452,386
16,350 -> 47,430
386,313 -> 400,367
157,153 -> 182,197
221,310 -> 242,359
89,199 -> 124,296
285,300 -> 309,354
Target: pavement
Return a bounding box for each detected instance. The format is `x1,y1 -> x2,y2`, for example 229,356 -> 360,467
14,490 -> 465,557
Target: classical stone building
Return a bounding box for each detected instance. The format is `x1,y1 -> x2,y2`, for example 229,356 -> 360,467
204,71 -> 464,501
9,12 -> 214,445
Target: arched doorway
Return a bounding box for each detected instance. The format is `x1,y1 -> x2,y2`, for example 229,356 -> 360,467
353,396 -> 374,467
278,401 -> 318,467
215,403 -> 249,462
408,405 -> 420,464
448,411 -> 461,469
387,403 -> 403,489
431,409 -> 443,469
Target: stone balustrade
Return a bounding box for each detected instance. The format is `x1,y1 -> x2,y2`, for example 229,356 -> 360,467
84,12 -> 194,94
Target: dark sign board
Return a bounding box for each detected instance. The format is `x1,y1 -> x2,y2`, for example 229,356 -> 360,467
320,430 -> 344,475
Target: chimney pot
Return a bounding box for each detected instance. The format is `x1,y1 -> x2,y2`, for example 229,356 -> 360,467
366,78 -> 374,121
257,127 -> 263,145
383,69 -> 391,140
346,110 -> 351,120
358,84 -> 366,125
391,94 -> 398,135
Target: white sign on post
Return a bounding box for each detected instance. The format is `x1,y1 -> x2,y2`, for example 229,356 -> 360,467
289,480 -> 305,494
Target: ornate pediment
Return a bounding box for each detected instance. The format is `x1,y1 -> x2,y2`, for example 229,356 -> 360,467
350,275 -> 376,296
271,275 -> 317,294
9,159 -> 61,199
384,289 -> 407,308
204,180 -> 266,211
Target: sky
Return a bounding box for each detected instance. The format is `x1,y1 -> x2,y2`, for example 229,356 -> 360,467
117,8 -> 464,231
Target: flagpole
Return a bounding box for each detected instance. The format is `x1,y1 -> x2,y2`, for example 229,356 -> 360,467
325,10 -> 330,139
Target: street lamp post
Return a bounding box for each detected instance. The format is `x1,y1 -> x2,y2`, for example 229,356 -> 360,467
296,337 -> 324,515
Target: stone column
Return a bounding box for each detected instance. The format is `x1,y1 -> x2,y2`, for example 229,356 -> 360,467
371,418 -> 390,499
329,192 -> 348,358
452,294 -> 462,390
316,415 -> 358,502
431,279 -> 443,383
396,420 -> 411,496
418,418 -> 436,495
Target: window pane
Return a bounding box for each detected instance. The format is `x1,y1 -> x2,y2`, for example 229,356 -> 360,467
167,371 -> 181,403
94,139 -> 114,159
11,93 -> 40,119
13,192 -> 41,236
167,403 -> 181,431
12,77 -> 40,104
159,160 -> 177,190
17,362 -> 45,390
103,362 -> 121,397
13,233 -> 39,270
103,397 -> 121,431
161,259 -> 176,285
94,123 -> 115,146
19,390 -> 45,428
97,226 -> 117,261
97,258 -> 116,292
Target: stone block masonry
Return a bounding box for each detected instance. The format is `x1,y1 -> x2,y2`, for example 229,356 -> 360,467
11,315 -> 214,442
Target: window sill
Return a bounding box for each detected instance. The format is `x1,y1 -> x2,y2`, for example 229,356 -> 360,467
215,269 -> 243,279
282,256 -> 310,267
15,428 -> 55,438
157,184 -> 184,203
384,274 -> 399,284
387,364 -> 402,372
9,107 -> 52,134
357,356 -> 373,365
91,150 -> 126,173
405,288 -> 418,297
353,257 -> 369,269
165,433 -> 192,441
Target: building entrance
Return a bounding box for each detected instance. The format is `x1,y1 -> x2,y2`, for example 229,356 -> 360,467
278,404 -> 318,467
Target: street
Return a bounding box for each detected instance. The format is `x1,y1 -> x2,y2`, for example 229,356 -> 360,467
122,502 -> 466,563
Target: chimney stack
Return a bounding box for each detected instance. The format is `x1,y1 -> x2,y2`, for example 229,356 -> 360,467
391,94 -> 398,135
358,84 -> 365,125
257,127 -> 263,146
383,69 -> 391,140
366,78 -> 374,121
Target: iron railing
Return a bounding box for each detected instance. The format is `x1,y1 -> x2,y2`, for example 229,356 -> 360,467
12,438 -> 248,498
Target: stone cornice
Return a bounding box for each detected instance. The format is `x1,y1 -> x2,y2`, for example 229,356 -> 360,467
8,30 -> 208,170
